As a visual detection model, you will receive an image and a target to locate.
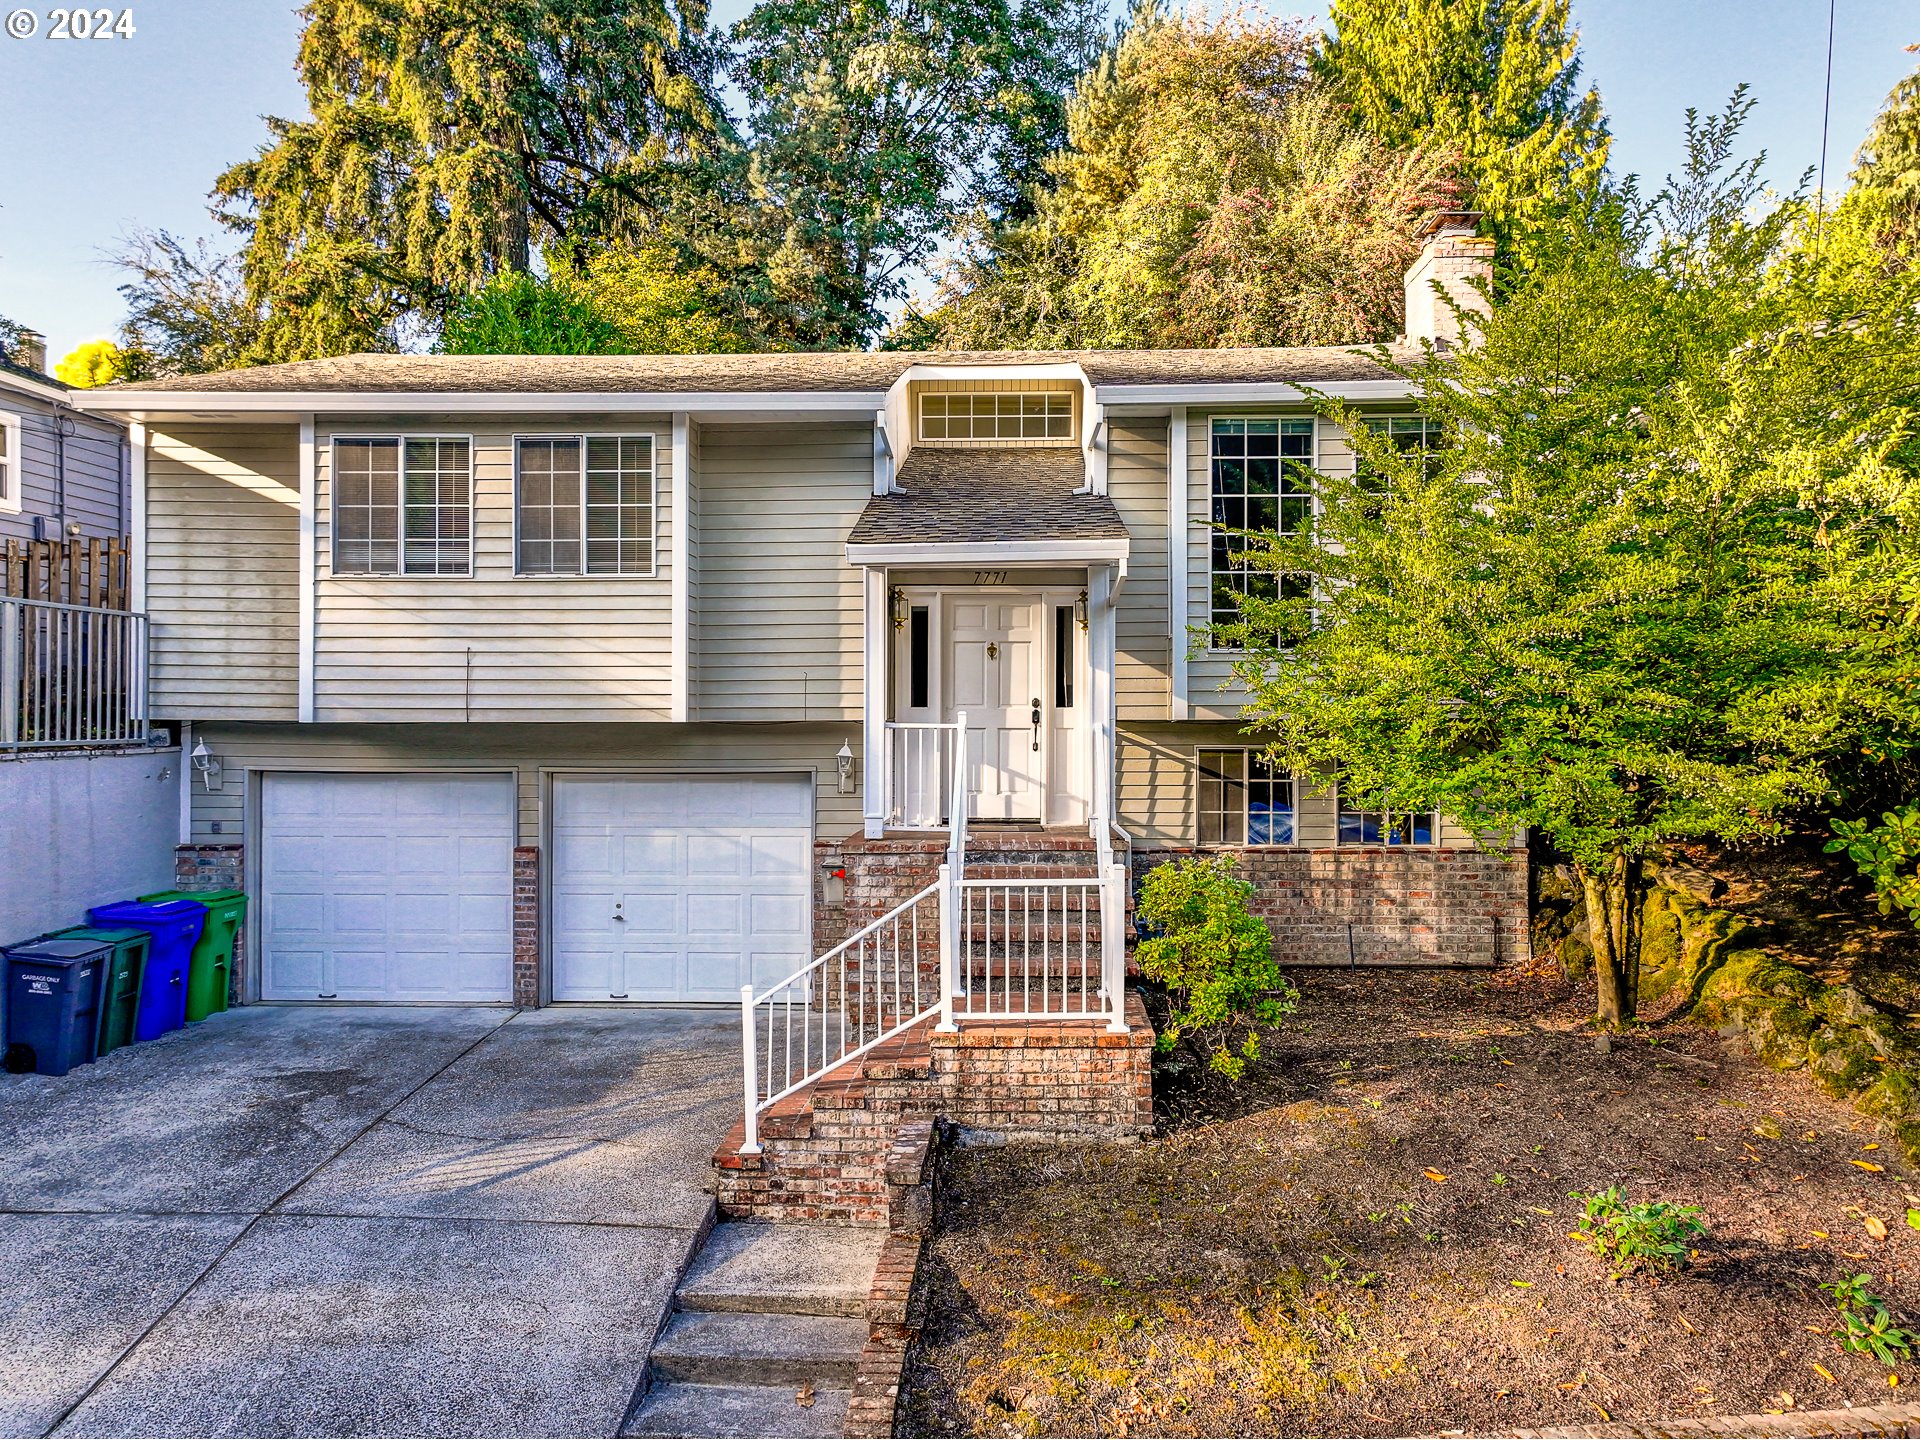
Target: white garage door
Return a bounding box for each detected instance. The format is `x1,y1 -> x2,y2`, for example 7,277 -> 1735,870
260,773 -> 515,1003
551,775 -> 812,1003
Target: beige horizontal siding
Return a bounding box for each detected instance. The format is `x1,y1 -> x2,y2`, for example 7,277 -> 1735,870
146,424 -> 299,720
694,422 -> 869,722
1108,421 -> 1170,721
312,416 -> 673,723
189,721 -> 865,848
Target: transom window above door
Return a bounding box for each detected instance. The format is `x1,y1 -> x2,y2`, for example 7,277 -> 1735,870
332,436 -> 472,576
920,391 -> 1074,443
515,435 -> 655,576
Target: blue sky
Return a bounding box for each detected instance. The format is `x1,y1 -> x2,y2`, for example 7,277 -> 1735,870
0,0 -> 1911,363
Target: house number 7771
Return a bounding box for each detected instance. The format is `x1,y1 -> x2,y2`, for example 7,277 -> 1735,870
972,570 -> 1008,585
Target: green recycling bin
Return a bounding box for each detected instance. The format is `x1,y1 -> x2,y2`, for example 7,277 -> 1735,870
39,926 -> 150,1059
137,888 -> 247,1022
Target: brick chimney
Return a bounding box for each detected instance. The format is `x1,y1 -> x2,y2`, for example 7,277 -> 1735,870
1403,212 -> 1494,350
14,328 -> 47,372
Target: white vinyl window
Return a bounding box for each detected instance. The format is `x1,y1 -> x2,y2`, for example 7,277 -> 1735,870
331,436 -> 472,575
919,391 -> 1073,442
515,435 -> 655,575
1210,417 -> 1315,648
1197,749 -> 1296,846
0,411 -> 20,513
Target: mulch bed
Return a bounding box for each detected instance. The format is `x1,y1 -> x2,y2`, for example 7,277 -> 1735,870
900,967 -> 1920,1437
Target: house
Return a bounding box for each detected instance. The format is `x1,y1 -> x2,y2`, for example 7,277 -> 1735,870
70,216 -> 1526,1209
1,332 -> 131,547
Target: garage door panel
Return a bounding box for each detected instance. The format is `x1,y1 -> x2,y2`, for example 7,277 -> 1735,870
261,773 -> 514,1003
552,775 -> 811,1004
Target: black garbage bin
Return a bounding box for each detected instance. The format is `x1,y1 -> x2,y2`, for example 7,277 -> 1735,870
3,937 -> 111,1076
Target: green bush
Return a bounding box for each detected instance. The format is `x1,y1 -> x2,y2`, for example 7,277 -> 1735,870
1569,1185 -> 1706,1272
1824,1274 -> 1915,1365
1134,855 -> 1296,1080
1828,807 -> 1920,928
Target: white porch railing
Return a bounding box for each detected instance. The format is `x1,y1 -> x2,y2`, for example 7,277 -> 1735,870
883,719 -> 963,830
2,598 -> 149,752
739,712 -> 1128,1154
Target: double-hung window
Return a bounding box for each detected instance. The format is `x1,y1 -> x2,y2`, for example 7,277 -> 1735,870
1336,791 -> 1437,846
332,436 -> 472,575
1197,749 -> 1295,845
515,435 -> 655,576
0,411 -> 19,514
1210,418 -> 1314,647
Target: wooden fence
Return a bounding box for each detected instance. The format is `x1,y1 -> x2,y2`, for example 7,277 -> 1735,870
3,537 -> 131,609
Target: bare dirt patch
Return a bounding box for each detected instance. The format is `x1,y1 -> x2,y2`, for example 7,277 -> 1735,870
901,968 -> 1920,1437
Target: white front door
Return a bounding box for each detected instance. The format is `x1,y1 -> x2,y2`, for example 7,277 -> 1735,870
260,772 -> 515,1003
550,774 -> 812,1002
947,596 -> 1045,821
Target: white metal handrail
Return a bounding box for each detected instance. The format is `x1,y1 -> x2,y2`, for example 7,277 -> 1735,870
883,719 -> 962,830
1,597 -> 149,752
950,870 -> 1129,1029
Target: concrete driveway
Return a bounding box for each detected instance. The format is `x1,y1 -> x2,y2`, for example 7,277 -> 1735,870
0,1005 -> 741,1438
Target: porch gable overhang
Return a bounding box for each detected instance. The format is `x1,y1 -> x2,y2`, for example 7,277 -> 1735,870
845,447 -> 1128,567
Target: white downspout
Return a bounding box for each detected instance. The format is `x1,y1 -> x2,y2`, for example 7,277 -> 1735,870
670,412 -> 691,723
297,417 -> 315,723
1168,406 -> 1189,721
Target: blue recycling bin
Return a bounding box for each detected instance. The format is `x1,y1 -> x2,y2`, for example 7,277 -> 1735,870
87,899 -> 205,1041
4,936 -> 111,1076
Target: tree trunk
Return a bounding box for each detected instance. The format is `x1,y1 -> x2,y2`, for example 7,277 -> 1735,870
1575,851 -> 1643,1029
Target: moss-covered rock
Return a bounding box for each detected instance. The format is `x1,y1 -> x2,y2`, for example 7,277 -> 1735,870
1807,1024 -> 1882,1098
1637,891 -> 1687,1003
1732,997 -> 1820,1070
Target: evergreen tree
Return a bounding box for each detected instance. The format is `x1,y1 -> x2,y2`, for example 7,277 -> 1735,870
1317,0 -> 1609,256
1853,46 -> 1920,257
730,0 -> 1105,348
215,0 -> 727,362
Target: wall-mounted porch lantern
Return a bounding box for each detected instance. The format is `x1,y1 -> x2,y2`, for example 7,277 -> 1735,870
1076,588 -> 1090,632
836,739 -> 856,795
890,585 -> 908,630
190,738 -> 223,792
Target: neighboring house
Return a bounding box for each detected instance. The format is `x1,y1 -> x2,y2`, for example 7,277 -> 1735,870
1,333 -> 131,545
70,216 -> 1525,1042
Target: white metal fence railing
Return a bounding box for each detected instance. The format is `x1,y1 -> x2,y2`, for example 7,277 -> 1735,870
1,598 -> 149,752
739,712 -> 1129,1154
883,719 -> 962,829
951,871 -> 1129,1024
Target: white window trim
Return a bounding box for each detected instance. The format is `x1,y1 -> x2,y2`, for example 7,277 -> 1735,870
324,432 -> 476,578
1194,746 -> 1299,848
1332,780 -> 1440,848
1204,414 -> 1319,656
0,410 -> 22,514
510,431 -> 660,580
1357,413 -> 1444,490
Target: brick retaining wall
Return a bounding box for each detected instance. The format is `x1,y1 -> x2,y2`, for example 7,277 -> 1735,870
174,844 -> 244,1004
512,846 -> 539,1008
1133,844 -> 1530,968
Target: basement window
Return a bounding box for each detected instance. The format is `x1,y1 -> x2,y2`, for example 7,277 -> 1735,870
1336,789 -> 1437,846
1197,749 -> 1294,846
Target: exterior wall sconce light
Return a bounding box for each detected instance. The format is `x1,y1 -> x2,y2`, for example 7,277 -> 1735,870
836,739 -> 856,795
191,738 -> 223,792
1076,588 -> 1089,631
890,586 -> 908,630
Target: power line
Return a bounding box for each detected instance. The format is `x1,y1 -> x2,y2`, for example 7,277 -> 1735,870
1815,0 -> 1837,252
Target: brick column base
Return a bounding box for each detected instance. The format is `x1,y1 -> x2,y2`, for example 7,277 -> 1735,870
175,844 -> 244,1005
512,846 -> 540,1008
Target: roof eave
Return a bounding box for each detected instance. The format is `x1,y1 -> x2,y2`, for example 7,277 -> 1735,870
1093,378 -> 1417,405
845,537 -> 1131,566
69,388 -> 892,417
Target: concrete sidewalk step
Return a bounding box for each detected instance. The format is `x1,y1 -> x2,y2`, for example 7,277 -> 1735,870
621,1380 -> 850,1438
648,1310 -> 866,1387
677,1221 -> 884,1318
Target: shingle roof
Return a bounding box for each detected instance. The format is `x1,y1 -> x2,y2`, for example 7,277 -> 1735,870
847,447 -> 1128,548
99,344 -> 1410,395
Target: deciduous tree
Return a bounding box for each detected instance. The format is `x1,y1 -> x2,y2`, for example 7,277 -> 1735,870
1227,98 -> 1920,1026
110,230 -> 262,377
